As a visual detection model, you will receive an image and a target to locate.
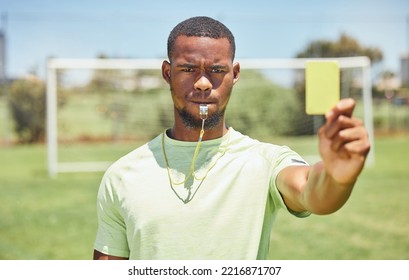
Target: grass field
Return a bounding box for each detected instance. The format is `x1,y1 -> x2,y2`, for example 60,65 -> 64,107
0,135 -> 408,260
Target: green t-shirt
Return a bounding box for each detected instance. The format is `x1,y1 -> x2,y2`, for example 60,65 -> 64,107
94,127 -> 310,260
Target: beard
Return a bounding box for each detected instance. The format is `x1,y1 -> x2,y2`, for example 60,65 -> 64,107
176,107 -> 225,130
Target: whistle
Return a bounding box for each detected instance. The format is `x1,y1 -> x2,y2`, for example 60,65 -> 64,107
199,104 -> 208,120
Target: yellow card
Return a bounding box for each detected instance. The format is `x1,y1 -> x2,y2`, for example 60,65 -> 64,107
305,61 -> 340,115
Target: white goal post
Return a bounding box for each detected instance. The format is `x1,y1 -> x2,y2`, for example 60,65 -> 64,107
46,57 -> 374,176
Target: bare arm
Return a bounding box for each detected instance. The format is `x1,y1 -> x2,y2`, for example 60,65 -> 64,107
93,249 -> 129,260
277,98 -> 370,215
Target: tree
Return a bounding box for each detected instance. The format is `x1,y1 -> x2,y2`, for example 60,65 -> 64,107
9,76 -> 46,143
296,33 -> 383,62
373,70 -> 400,99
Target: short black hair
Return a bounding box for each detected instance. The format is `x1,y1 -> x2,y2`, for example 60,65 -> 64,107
167,16 -> 236,61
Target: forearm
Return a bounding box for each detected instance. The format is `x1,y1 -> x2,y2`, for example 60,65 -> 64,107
302,161 -> 355,215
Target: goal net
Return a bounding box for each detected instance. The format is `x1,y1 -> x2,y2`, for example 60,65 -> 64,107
46,57 -> 374,176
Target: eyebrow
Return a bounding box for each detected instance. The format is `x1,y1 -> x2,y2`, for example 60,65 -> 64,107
209,65 -> 227,70
174,63 -> 227,70
174,63 -> 196,68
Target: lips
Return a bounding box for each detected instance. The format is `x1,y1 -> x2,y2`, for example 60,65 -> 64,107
189,100 -> 216,105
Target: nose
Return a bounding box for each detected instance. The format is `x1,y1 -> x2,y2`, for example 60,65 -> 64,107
194,75 -> 212,92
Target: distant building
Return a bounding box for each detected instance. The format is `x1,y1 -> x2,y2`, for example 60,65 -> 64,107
401,53 -> 409,87
0,30 -> 5,81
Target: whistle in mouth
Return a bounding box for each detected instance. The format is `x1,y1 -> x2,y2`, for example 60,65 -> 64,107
199,104 -> 208,120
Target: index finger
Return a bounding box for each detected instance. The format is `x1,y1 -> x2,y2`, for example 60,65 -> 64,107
325,98 -> 356,124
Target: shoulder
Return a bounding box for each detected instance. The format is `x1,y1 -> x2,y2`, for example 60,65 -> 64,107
228,128 -> 308,180
103,133 -> 162,179
97,134 -> 163,199
229,128 -> 301,163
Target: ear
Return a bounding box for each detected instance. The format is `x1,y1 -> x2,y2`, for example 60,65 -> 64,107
162,60 -> 171,84
232,62 -> 240,85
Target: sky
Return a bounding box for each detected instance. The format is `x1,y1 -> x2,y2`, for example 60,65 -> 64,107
0,0 -> 408,81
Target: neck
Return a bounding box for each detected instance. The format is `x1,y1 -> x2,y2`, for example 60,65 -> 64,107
169,121 -> 228,141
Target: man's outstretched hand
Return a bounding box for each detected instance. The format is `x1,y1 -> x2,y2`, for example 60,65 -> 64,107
318,98 -> 371,186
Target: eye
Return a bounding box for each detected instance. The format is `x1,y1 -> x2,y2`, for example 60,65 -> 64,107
181,66 -> 195,72
210,66 -> 226,73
